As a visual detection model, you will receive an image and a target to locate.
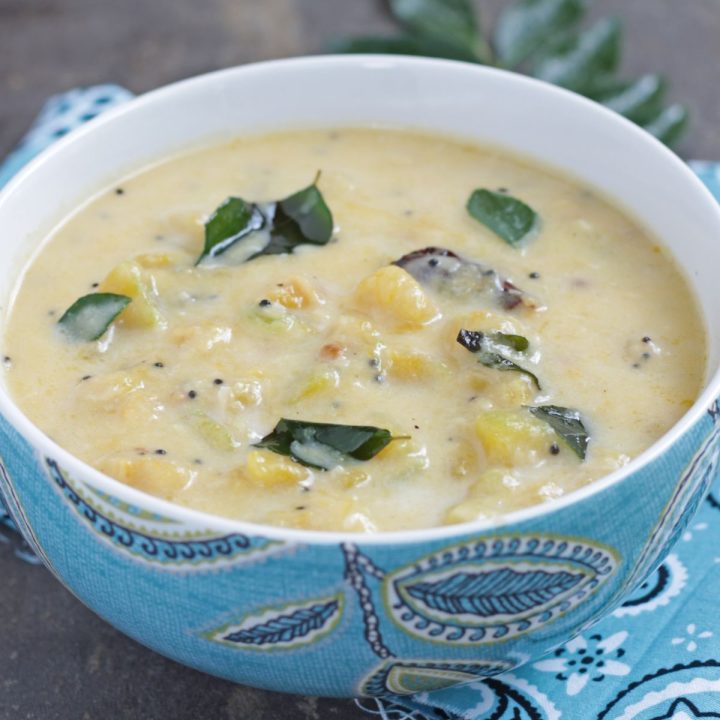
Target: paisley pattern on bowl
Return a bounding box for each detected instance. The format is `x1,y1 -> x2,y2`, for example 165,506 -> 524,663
203,592 -> 345,651
44,458 -> 284,571
381,536 -> 618,646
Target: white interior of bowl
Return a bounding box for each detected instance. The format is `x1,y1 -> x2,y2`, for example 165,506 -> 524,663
1,55 -> 720,544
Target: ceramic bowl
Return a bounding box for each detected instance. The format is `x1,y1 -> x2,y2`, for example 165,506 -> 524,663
1,56 -> 720,698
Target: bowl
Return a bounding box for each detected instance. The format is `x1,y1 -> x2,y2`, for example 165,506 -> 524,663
1,56 -> 720,698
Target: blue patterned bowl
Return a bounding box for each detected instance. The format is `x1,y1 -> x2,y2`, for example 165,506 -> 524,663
1,57 -> 720,697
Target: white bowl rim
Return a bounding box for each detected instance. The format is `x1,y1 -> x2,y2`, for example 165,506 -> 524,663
2,54 -> 720,547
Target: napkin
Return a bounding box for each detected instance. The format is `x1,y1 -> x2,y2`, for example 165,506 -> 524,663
1,86 -> 719,720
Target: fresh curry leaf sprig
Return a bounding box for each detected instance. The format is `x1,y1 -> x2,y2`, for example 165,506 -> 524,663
494,0 -> 586,68
388,0 -> 487,59
254,418 -> 399,470
196,173 -> 334,265
457,328 -> 540,388
331,0 -> 687,147
330,33 -> 478,62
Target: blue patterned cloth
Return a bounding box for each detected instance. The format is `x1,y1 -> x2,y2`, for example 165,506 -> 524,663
1,87 -> 720,719
0,85 -> 133,187
360,477 -> 720,720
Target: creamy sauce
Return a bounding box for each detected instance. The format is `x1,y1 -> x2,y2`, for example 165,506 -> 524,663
3,128 -> 705,531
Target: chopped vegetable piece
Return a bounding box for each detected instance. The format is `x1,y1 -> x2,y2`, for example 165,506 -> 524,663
291,368 -> 340,403
356,265 -> 438,329
527,404 -> 590,459
57,293 -> 131,342
393,246 -> 538,311
268,277 -> 320,309
245,449 -> 311,487
386,349 -> 438,381
475,409 -> 557,466
100,260 -> 162,328
99,456 -> 192,496
444,468 -> 522,523
187,413 -> 236,451
254,419 -> 396,470
466,189 -> 541,247
457,329 -> 540,389
196,175 -> 334,265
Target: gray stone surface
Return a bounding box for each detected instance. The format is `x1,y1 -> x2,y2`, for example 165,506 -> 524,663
0,1 -> 718,718
2,0 -> 719,159
1,536 -> 373,718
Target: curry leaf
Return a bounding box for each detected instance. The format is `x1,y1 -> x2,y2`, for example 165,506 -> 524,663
528,405 -> 589,459
457,329 -> 540,389
495,0 -> 587,68
196,197 -> 266,265
477,352 -> 541,389
251,176 -> 334,259
329,3 -> 688,147
643,104 -> 689,147
467,189 -> 540,247
488,332 -> 529,352
196,177 -> 333,265
329,34 -> 479,62
57,293 -> 131,342
457,329 -> 529,352
532,17 -> 621,94
388,0 -> 480,56
595,73 -> 666,124
254,419 -> 396,470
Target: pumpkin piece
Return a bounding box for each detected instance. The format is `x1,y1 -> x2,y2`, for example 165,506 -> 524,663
100,261 -> 162,328
475,409 -> 556,466
355,265 -> 437,330
245,449 -> 312,487
100,456 -> 193,497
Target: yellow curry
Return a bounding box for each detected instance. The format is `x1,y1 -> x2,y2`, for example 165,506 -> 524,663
3,128 -> 705,531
